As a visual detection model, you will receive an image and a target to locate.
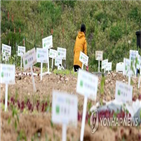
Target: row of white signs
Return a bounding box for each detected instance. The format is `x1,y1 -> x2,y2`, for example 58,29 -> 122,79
0,64 -> 133,116
23,47 -> 66,70
2,35 -> 66,60
96,50 -> 141,73
2,43 -> 66,67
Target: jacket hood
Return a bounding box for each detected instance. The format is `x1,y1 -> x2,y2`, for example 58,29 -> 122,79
78,31 -> 85,39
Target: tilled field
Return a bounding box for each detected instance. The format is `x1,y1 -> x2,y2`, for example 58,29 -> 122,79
1,68 -> 141,141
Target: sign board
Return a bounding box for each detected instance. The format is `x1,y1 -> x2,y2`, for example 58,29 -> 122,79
55,57 -> 62,67
105,62 -> 112,71
129,50 -> 138,61
115,81 -> 133,103
116,62 -> 124,72
36,48 -> 48,63
49,49 -> 57,59
76,69 -> 98,100
18,46 -> 26,57
95,51 -> 103,61
79,51 -> 89,66
137,55 -> 141,69
23,48 -> 36,70
42,35 -> 53,49
0,64 -> 15,84
52,90 -> 78,127
123,58 -> 136,76
2,44 -> 11,61
102,59 -> 108,69
57,47 -> 66,60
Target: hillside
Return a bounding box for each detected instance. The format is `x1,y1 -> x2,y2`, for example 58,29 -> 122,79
1,1 -> 141,71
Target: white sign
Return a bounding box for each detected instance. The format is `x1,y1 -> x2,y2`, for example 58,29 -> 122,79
42,35 -> 53,49
0,64 -> 15,84
2,44 -> 11,61
137,55 -> 141,69
106,62 -> 112,71
115,81 -> 133,103
79,51 -> 89,66
23,48 -> 36,70
76,69 -> 98,100
18,46 -> 26,56
123,58 -> 131,76
52,90 -> 78,127
129,50 -> 138,61
102,59 -> 108,69
123,58 -> 136,76
36,48 -> 48,63
55,57 -> 62,67
116,62 -> 124,72
95,51 -> 103,61
49,49 -> 57,59
57,47 -> 66,60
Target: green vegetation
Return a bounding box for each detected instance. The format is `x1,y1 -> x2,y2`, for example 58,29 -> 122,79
1,1 -> 141,71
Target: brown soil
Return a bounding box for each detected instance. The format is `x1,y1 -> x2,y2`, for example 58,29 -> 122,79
1,67 -> 141,141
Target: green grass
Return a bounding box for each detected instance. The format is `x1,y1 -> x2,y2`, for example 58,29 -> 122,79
2,1 -> 141,71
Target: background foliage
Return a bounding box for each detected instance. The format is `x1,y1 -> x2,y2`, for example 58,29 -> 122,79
1,0 -> 141,71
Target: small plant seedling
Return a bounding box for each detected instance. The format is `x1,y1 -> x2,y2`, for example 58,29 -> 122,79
100,74 -> 105,95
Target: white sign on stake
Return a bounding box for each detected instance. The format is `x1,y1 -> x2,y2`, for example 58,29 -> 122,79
129,50 -> 138,61
137,55 -> 141,69
77,69 -> 98,100
105,62 -> 112,72
95,51 -> 103,61
76,69 -> 98,141
123,58 -> 136,85
42,35 -> 53,49
123,58 -> 131,76
52,90 -> 78,141
18,46 -> 26,69
42,35 -> 53,74
23,48 -> 36,70
36,48 -> 48,63
49,49 -> 57,59
36,48 -> 48,80
2,44 -> 11,61
79,51 -> 89,69
57,47 -> 66,60
0,64 -> 15,84
55,57 -> 62,69
115,81 -> 133,103
49,49 -> 57,69
23,48 -> 36,92
102,59 -> 108,70
129,50 -> 138,77
0,64 -> 15,111
18,46 -> 26,57
95,51 -> 103,72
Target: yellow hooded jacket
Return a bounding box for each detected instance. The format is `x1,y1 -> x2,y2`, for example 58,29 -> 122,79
73,31 -> 87,68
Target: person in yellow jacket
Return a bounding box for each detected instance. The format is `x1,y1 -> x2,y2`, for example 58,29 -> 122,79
73,24 -> 87,72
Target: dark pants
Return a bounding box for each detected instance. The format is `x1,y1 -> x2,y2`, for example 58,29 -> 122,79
74,65 -> 81,72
